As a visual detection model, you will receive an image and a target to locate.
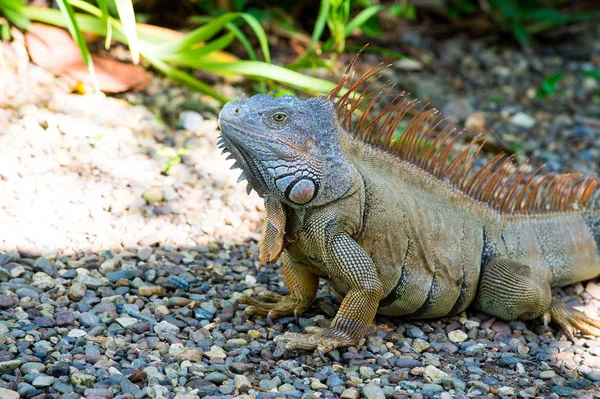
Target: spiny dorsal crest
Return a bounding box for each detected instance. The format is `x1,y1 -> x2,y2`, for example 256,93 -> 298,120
325,53 -> 599,214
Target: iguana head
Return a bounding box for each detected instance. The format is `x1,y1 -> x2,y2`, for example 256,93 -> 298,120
218,94 -> 355,207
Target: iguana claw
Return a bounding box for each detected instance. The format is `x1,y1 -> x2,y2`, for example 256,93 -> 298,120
238,290 -> 310,321
547,299 -> 600,340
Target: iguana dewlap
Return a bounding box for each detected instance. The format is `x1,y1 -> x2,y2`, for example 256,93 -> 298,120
217,60 -> 600,353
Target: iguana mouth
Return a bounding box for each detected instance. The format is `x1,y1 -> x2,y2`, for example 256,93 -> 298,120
217,119 -> 269,197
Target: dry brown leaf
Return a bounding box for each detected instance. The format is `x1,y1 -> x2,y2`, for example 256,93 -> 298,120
25,23 -> 151,93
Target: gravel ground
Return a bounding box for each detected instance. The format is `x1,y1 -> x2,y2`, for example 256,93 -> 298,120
0,25 -> 600,399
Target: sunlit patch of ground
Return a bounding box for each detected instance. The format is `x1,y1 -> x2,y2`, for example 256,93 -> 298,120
0,61 -> 264,255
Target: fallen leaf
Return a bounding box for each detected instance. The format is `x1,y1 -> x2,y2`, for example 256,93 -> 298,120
25,23 -> 151,93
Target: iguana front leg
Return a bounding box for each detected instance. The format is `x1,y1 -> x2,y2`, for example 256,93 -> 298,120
276,233 -> 383,353
238,251 -> 318,320
476,257 -> 600,339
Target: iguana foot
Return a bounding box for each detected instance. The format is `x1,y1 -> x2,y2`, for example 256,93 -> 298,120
238,290 -> 310,322
545,299 -> 600,340
274,326 -> 357,354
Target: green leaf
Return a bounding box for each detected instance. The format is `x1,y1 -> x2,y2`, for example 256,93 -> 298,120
159,32 -> 236,63
537,71 -> 564,98
54,0 -> 99,92
343,5 -> 383,37
307,0 -> 330,54
1,21 -> 10,41
0,0 -> 30,29
523,8 -> 565,24
582,70 -> 600,81
389,3 -> 416,20
113,0 -> 139,63
96,0 -> 112,49
512,22 -> 530,45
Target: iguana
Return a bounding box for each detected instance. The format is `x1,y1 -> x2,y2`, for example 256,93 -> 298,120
217,55 -> 600,354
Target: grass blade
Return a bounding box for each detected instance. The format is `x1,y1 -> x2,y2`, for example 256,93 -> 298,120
141,49 -> 229,103
24,5 -> 120,39
308,0 -> 329,54
155,12 -> 242,55
287,0 -> 329,68
95,0 -> 112,49
0,0 -> 30,29
225,22 -> 257,60
54,0 -> 99,92
237,13 -> 270,63
172,59 -> 338,93
113,0 -> 139,63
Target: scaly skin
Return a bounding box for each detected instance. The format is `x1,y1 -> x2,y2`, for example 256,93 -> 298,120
218,89 -> 600,354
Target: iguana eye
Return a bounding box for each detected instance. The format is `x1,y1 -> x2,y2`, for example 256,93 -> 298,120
272,113 -> 287,123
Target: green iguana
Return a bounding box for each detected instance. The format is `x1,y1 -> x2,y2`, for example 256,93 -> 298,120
217,56 -> 600,354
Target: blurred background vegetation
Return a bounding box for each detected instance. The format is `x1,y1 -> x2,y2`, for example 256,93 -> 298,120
1,0 -> 599,102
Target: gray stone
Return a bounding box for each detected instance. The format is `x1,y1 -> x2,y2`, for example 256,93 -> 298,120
70,372 -> 96,387
68,282 -> 87,301
34,257 -> 57,276
362,384 -> 385,399
0,360 -> 21,372
0,388 -> 19,399
0,295 -> 14,309
340,388 -> 360,399
32,375 -> 55,388
326,374 -> 345,388
154,321 -> 179,338
20,362 -> 45,374
510,112 -> 536,128
359,366 -> 376,379
540,370 -> 556,379
234,375 -> 251,392
179,111 -> 204,131
442,99 -> 474,122
107,270 -> 134,283
85,348 -> 102,364
468,380 -> 490,393
74,275 -> 104,289
422,383 -> 443,392
84,388 -> 114,399
79,312 -> 101,327
204,372 -> 228,384
394,357 -> 422,368
258,379 -> 277,390
137,247 -> 153,261
424,365 -> 447,383
55,311 -> 75,326
586,370 -> 600,381
15,287 -> 39,299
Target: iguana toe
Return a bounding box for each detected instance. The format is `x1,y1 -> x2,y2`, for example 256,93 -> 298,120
547,299 -> 600,340
274,326 -> 358,354
238,291 -> 310,320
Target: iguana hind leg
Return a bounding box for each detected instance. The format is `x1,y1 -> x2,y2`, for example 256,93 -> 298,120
476,257 -> 600,339
238,252 -> 318,320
